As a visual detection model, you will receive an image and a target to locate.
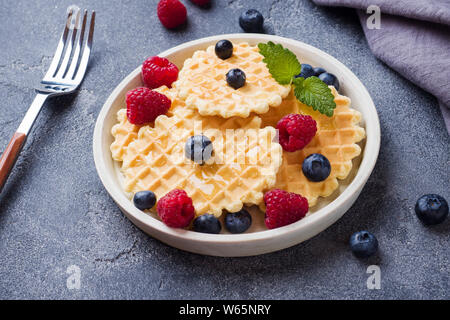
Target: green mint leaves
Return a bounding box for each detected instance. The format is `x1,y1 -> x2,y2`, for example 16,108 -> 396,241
293,77 -> 336,117
258,41 -> 336,117
258,42 -> 301,85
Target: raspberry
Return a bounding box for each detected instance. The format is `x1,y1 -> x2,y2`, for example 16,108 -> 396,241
264,189 -> 309,229
276,114 -> 317,152
190,0 -> 210,5
157,189 -> 195,228
157,0 -> 187,29
142,56 -> 179,89
126,87 -> 171,125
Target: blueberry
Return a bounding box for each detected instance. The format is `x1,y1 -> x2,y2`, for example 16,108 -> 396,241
185,135 -> 213,165
226,68 -> 246,89
215,40 -> 233,60
239,9 -> 264,33
295,64 -> 315,79
133,191 -> 157,210
193,214 -> 222,234
302,153 -> 331,182
318,72 -> 340,91
349,231 -> 378,258
313,67 -> 326,76
415,194 -> 448,225
225,209 -> 252,234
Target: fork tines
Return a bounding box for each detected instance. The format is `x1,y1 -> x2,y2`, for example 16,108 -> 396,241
43,6 -> 95,85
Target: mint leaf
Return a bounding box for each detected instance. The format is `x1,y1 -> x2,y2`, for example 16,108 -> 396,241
258,42 -> 301,85
293,76 -> 336,116
258,41 -> 336,117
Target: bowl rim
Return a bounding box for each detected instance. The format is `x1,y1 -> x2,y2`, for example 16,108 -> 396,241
93,33 -> 380,245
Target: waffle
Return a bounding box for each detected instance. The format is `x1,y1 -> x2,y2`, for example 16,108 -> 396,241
259,87 -> 366,208
173,42 -> 291,118
110,109 -> 140,162
110,86 -> 178,162
112,92 -> 282,217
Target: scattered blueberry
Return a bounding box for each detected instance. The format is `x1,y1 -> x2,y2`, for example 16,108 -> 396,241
185,135 -> 213,165
226,68 -> 246,89
349,231 -> 378,258
302,153 -> 331,182
313,67 -> 326,76
415,194 -> 448,225
133,190 -> 157,210
193,214 -> 222,234
295,63 -> 315,79
225,209 -> 252,234
215,40 -> 233,60
239,9 -> 264,33
318,72 -> 340,91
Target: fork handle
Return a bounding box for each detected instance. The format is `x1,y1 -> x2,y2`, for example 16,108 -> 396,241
0,93 -> 48,193
0,132 -> 27,191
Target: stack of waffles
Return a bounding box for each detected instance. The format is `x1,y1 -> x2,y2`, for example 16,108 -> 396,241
110,42 -> 365,217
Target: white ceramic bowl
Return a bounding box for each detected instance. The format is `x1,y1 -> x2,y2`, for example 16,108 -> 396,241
93,34 -> 380,257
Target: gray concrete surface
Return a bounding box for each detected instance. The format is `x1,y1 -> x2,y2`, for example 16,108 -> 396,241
0,0 -> 448,300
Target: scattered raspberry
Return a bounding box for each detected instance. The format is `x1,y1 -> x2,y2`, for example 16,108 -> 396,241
157,0 -> 187,29
276,114 -> 317,152
157,189 -> 195,228
264,189 -> 309,229
190,0 -> 210,5
126,87 -> 171,125
142,56 -> 179,89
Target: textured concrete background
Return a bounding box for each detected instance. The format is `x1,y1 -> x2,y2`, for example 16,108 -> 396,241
0,0 -> 448,300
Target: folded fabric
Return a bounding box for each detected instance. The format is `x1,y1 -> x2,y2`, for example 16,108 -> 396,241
312,0 -> 450,133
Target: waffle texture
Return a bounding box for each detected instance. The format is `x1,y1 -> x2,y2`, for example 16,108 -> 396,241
110,86 -> 177,162
111,109 -> 140,162
173,42 -> 291,118
259,86 -> 366,208
111,87 -> 282,217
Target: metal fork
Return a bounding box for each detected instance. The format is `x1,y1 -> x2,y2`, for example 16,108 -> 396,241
0,6 -> 95,192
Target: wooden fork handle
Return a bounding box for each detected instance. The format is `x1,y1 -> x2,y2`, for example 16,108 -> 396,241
0,93 -> 47,193
0,132 -> 27,192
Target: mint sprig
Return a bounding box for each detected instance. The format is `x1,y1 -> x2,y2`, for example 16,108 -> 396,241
258,42 -> 336,117
293,77 -> 336,117
258,42 -> 301,85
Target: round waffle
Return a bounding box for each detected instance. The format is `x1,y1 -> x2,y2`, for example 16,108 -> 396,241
111,87 -> 282,217
258,86 -> 366,208
173,42 -> 291,118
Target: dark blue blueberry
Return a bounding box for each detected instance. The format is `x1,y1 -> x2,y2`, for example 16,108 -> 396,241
313,67 -> 326,76
349,231 -> 378,258
239,9 -> 264,33
295,64 -> 315,79
185,135 -> 213,165
215,40 -> 233,60
133,191 -> 156,210
193,214 -> 222,234
415,194 -> 448,225
302,153 -> 331,182
226,68 -> 246,89
225,209 -> 252,234
318,72 -> 340,91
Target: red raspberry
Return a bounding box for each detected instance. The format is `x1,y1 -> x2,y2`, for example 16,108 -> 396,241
190,0 -> 210,5
157,189 -> 195,228
276,114 -> 317,152
157,0 -> 187,29
264,189 -> 309,229
126,87 -> 171,125
142,56 -> 179,89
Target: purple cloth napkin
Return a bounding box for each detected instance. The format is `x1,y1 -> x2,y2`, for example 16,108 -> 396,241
312,0 -> 450,133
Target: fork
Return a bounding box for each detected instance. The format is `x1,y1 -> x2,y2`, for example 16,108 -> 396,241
0,6 -> 95,192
